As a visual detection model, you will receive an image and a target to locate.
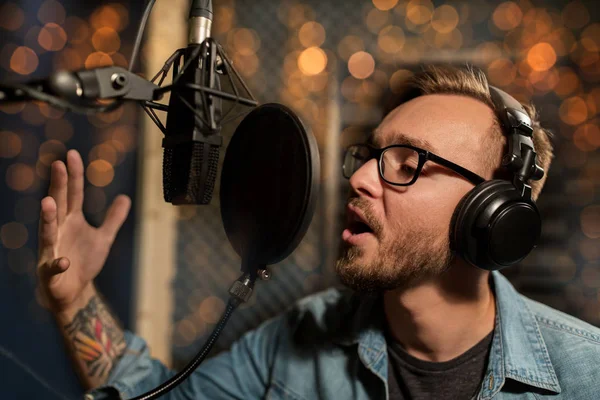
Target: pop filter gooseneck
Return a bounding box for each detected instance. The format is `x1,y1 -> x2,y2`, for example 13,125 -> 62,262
220,103 -> 320,275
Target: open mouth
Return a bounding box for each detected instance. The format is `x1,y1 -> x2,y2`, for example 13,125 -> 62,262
346,208 -> 374,237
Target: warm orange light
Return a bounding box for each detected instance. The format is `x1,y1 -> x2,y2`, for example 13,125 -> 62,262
373,0 -> 399,11
581,205 -> 600,239
92,27 -> 121,54
559,97 -> 588,125
492,2 -> 522,31
554,67 -> 581,97
298,47 -> 327,76
110,126 -> 136,151
366,9 -> 390,33
378,25 -> 405,53
575,124 -> 600,150
10,47 -> 39,75
298,21 -> 326,48
213,6 -> 234,35
348,51 -> 375,79
337,35 -> 365,60
39,140 -> 66,167
90,5 -> 126,32
86,160 -> 114,187
38,23 -> 67,52
406,1 -> 432,25
6,164 -> 35,192
527,43 -> 557,72
0,3 -> 24,31
0,132 -> 22,158
85,52 -> 114,69
38,0 -> 66,25
64,16 -> 90,45
431,5 -> 459,34
487,58 -> 517,87
232,28 -> 260,56
1,222 -> 28,249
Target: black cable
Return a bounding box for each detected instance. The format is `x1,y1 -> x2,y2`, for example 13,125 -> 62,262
129,299 -> 238,400
128,0 -> 157,72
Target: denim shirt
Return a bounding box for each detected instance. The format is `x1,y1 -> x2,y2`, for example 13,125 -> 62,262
88,272 -> 600,399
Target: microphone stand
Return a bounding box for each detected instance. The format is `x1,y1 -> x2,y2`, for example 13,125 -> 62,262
0,0 -> 265,398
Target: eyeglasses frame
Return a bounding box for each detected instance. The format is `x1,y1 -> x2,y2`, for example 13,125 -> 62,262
343,143 -> 486,187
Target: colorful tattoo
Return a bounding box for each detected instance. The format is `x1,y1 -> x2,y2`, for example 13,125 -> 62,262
64,296 -> 126,379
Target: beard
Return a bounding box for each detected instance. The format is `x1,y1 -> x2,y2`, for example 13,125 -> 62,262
335,197 -> 454,293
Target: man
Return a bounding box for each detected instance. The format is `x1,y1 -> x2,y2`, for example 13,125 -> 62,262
37,65 -> 600,399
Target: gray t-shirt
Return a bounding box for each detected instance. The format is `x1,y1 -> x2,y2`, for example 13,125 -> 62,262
386,330 -> 494,400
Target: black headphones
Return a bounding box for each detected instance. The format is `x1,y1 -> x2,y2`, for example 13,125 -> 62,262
451,86 -> 546,271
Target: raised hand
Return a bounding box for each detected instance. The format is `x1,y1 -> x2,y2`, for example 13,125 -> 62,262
37,150 -> 131,314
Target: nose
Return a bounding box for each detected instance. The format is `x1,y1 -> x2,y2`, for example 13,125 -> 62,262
349,158 -> 383,199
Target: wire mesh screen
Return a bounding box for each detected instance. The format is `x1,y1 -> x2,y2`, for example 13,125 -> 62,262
171,0 -> 600,367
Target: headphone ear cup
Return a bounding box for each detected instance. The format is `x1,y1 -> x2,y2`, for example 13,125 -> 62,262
451,180 -> 541,271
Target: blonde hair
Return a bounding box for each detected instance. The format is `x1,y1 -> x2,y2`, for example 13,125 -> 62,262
386,64 -> 553,201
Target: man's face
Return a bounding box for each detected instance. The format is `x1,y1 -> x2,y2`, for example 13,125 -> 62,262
335,94 -> 497,293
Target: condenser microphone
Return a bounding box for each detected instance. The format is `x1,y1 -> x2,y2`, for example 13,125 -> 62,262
162,0 -> 222,205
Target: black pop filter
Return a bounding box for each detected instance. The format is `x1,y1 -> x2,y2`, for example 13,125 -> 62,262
220,103 -> 320,273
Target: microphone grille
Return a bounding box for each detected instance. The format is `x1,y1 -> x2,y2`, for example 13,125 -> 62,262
162,147 -> 174,203
189,142 -> 220,204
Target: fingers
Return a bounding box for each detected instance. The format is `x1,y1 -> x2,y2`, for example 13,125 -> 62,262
66,150 -> 85,213
48,161 -> 68,225
100,195 -> 131,242
39,196 -> 58,259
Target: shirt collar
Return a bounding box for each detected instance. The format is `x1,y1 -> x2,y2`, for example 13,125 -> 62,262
480,271 -> 561,398
338,271 -> 562,396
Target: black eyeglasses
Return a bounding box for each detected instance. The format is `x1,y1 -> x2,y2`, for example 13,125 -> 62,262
342,143 -> 485,186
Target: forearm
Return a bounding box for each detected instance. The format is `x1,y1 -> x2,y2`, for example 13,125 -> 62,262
54,284 -> 126,389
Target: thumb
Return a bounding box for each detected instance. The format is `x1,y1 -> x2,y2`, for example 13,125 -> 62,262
100,195 -> 131,242
38,257 -> 71,282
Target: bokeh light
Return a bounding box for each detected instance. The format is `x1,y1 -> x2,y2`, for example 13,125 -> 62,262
348,51 -> 375,79
298,47 -> 327,76
378,25 -> 405,54
337,35 -> 365,61
64,16 -> 91,45
0,131 -> 22,158
39,140 -> 67,167
86,160 -> 115,187
92,27 -> 121,54
10,47 -> 39,75
38,23 -> 68,52
373,0 -> 398,11
1,222 -> 28,250
6,163 -> 35,192
37,0 -> 66,25
527,43 -> 557,72
581,205 -> 600,239
0,2 -> 24,31
431,5 -> 459,34
298,22 -> 325,48
492,2 -> 522,31
85,51 -> 114,69
559,96 -> 589,125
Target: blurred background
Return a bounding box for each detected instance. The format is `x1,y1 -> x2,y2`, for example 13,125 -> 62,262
0,0 -> 599,398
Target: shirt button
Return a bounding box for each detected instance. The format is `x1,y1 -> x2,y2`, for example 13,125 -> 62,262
84,395 -> 94,400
